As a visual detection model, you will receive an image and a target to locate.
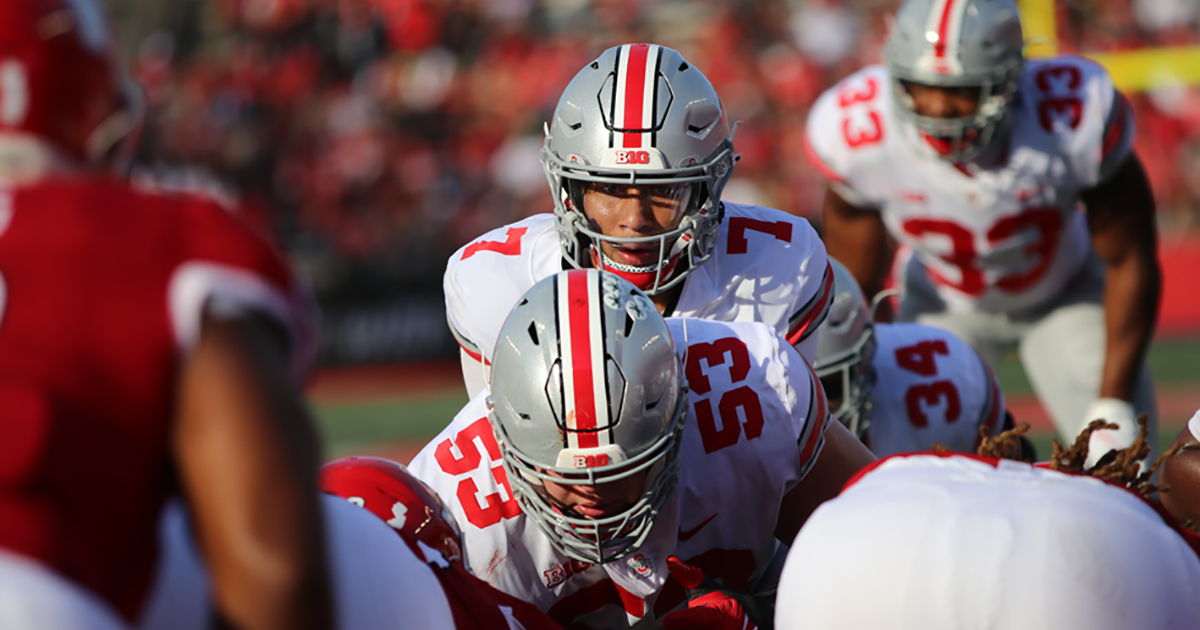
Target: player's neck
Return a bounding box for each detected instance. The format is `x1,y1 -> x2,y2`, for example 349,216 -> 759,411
651,286 -> 681,315
961,124 -> 1013,172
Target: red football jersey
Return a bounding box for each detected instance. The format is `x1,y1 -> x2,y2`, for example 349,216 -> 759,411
0,175 -> 308,620
416,546 -> 562,630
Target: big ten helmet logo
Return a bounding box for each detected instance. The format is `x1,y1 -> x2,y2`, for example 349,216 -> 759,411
614,149 -> 651,165
572,453 -> 611,468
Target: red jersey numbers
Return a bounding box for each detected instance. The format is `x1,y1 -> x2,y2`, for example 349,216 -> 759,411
685,337 -> 765,454
838,77 -> 884,149
895,339 -> 949,376
1035,65 -> 1083,132
901,207 -> 1064,298
987,208 -> 1064,293
434,417 -> 521,528
901,219 -> 984,297
726,217 -> 792,255
894,340 -> 961,428
461,227 -> 527,261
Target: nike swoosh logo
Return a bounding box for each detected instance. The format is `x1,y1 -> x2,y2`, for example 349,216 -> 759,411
678,513 -> 717,542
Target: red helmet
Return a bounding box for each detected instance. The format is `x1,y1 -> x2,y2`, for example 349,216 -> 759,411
319,456 -> 464,567
0,0 -> 141,164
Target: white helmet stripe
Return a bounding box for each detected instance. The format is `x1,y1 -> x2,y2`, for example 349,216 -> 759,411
557,270 -> 611,449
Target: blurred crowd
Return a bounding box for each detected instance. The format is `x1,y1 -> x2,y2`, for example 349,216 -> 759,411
127,0 -> 1200,301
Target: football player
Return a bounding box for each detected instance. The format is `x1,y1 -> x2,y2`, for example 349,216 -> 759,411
806,0 -> 1159,465
0,1 -> 331,629
815,259 -> 1008,457
775,452 -> 1200,629
446,43 -> 834,397
410,270 -> 875,629
319,457 -> 564,630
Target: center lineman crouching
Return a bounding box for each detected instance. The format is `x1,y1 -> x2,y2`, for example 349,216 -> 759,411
410,270 -> 875,629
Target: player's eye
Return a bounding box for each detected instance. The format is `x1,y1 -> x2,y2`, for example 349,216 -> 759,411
584,183 -> 629,197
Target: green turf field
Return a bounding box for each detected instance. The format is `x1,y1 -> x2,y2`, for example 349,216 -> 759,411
995,336 -> 1200,396
316,336 -> 1200,458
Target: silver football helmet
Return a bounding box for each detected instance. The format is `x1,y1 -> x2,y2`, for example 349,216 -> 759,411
488,269 -> 688,564
541,43 -> 737,294
813,259 -> 877,436
883,0 -> 1024,161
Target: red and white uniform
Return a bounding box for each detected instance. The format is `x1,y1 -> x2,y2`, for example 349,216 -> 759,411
865,323 -> 1005,457
777,453 -> 1200,630
444,207 -> 833,394
0,177 -> 310,622
414,541 -> 563,630
806,56 -> 1134,314
410,318 -> 830,629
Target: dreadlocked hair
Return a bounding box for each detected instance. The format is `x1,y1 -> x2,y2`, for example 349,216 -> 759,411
1048,415 -> 1183,495
977,421 -> 1032,460
928,422 -> 1034,459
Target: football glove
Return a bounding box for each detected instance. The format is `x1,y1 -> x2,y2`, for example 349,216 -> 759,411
660,556 -> 760,630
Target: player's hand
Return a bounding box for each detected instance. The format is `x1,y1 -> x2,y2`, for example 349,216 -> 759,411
1083,397 -> 1138,468
660,556 -> 757,630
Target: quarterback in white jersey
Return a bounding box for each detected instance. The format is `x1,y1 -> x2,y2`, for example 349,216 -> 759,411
411,270 -> 874,629
806,0 -> 1158,460
447,43 -> 833,397
776,453 -> 1200,630
815,259 -> 1006,458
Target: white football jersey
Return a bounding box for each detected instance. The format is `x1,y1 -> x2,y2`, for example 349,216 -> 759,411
444,205 -> 833,394
806,56 -> 1135,314
409,318 -> 830,630
865,323 -> 1005,457
778,453 -> 1200,630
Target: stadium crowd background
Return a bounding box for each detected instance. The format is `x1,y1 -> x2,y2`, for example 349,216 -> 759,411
103,0 -> 1200,365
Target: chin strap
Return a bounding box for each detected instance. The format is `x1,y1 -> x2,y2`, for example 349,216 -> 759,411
591,237 -> 689,293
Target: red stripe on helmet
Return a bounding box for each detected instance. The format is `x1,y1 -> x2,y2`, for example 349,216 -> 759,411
622,44 -> 650,148
935,0 -> 956,58
567,270 -> 600,447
